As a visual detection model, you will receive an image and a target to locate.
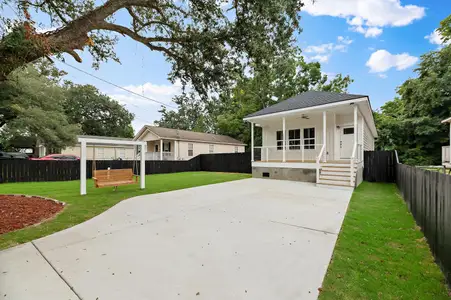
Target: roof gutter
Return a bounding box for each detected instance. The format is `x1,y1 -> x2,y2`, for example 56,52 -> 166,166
243,97 -> 368,121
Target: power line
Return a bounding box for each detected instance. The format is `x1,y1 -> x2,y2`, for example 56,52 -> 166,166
59,61 -> 178,109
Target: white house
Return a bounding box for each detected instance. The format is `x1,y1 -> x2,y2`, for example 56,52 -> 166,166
243,91 -> 378,187
441,117 -> 451,167
133,126 -> 246,160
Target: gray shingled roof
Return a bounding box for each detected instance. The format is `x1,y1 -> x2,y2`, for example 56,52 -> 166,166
245,91 -> 368,118
143,126 -> 246,145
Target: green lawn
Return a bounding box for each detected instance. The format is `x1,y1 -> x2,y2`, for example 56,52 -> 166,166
0,171 -> 250,250
319,182 -> 449,300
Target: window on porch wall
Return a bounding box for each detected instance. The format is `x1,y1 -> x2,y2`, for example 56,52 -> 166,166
276,131 -> 283,150
303,128 -> 315,150
288,129 -> 301,150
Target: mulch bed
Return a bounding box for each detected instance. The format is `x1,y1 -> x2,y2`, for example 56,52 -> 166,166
0,195 -> 64,235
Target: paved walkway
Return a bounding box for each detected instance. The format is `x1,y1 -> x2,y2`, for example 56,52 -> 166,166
0,178 -> 353,300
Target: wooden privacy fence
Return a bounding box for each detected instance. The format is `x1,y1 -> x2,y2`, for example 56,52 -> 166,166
200,152 -> 251,174
0,153 -> 251,183
363,150 -> 396,183
396,164 -> 451,284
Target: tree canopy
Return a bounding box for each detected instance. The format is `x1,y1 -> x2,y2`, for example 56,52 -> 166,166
375,40 -> 451,165
0,0 -> 303,96
156,53 -> 353,146
64,84 -> 135,138
0,62 -> 135,150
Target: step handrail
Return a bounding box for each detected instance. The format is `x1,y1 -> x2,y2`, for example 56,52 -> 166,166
316,144 -> 326,183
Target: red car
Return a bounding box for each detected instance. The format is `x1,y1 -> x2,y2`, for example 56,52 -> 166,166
32,154 -> 80,160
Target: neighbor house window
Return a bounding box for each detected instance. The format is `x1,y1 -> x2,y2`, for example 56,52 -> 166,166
303,128 -> 315,149
163,142 -> 171,152
276,131 -> 283,150
234,146 -> 238,153
288,129 -> 301,150
209,144 -> 214,153
188,143 -> 193,156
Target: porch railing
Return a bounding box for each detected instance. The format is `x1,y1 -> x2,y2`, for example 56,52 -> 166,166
350,143 -> 363,186
253,144 -> 324,162
145,151 -> 174,160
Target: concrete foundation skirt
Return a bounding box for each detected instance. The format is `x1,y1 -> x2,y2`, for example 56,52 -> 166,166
252,167 -> 316,183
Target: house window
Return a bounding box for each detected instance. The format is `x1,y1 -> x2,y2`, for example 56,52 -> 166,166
96,147 -> 104,159
188,143 -> 193,156
234,146 -> 238,153
209,144 -> 214,153
288,129 -> 301,150
343,128 -> 354,135
163,142 -> 171,152
276,131 -> 283,150
303,128 -> 315,150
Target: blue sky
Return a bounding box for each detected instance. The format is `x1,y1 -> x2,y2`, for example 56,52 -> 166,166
3,0 -> 450,132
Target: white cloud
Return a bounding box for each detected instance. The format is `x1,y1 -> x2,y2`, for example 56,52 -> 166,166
310,55 -> 330,63
107,80 -> 186,132
304,36 -> 353,63
303,0 -> 425,38
425,29 -> 450,47
366,49 -> 418,73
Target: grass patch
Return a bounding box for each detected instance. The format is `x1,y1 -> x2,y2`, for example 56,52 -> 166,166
319,182 -> 449,300
0,171 -> 250,250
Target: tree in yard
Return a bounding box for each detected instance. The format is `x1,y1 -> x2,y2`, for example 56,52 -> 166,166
375,30 -> 451,165
156,52 -> 353,146
0,65 -> 80,150
0,0 -> 304,96
64,84 -> 135,138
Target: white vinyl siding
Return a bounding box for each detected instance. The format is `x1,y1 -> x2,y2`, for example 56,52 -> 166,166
363,121 -> 375,151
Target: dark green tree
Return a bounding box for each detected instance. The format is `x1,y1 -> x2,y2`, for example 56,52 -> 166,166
375,39 -> 451,165
0,65 -> 80,149
64,84 -> 135,138
0,0 -> 304,96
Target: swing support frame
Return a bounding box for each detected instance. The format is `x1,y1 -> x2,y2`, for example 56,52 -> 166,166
78,137 -> 147,195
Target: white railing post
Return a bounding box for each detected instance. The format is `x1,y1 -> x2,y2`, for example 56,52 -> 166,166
301,142 -> 304,162
266,147 -> 269,162
140,143 -> 146,189
282,117 -> 286,162
323,111 -> 327,162
251,122 -> 254,162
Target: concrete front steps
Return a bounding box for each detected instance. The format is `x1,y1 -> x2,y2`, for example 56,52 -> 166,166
317,163 -> 356,187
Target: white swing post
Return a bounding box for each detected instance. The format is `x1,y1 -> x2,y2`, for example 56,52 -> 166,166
79,137 -> 146,195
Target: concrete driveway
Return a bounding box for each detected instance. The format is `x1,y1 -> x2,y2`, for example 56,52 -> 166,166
0,178 -> 352,300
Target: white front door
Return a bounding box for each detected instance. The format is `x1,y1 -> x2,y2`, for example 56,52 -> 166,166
340,127 -> 355,159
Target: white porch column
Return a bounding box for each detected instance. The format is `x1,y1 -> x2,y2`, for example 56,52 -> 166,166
80,140 -> 87,195
140,143 -> 146,189
160,139 -> 163,160
175,140 -> 178,160
354,105 -> 358,147
323,111 -> 327,162
282,117 -> 286,162
251,122 -> 254,162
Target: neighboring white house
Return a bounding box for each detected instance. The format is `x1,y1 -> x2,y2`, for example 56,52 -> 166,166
243,91 -> 378,187
133,126 -> 246,160
442,117 -> 451,167
61,135 -> 136,160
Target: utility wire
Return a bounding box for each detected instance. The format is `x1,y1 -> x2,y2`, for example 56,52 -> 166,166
59,61 -> 178,109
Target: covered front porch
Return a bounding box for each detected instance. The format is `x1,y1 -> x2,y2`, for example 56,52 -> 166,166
249,105 -> 364,167
145,139 -> 178,161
